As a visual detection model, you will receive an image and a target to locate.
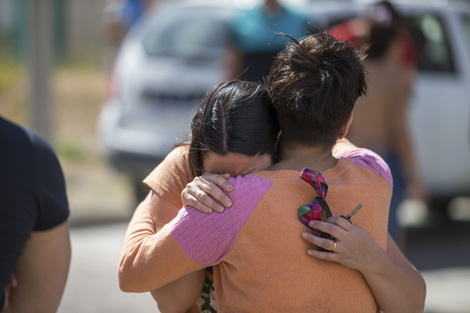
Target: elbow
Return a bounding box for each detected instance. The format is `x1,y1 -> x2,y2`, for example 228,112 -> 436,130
118,264 -> 163,293
405,273 -> 427,313
117,264 -> 146,293
416,275 -> 427,313
118,275 -> 148,293
118,271 -> 136,293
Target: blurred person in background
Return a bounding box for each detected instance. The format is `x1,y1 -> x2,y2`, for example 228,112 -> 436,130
328,0 -> 428,246
224,0 -> 309,82
0,116 -> 71,312
102,0 -> 158,69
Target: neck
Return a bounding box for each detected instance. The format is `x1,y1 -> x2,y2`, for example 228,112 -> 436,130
269,143 -> 337,172
264,0 -> 280,14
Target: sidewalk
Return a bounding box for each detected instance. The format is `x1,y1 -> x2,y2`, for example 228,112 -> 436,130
422,267 -> 470,313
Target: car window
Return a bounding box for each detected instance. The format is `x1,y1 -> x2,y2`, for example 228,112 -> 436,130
142,8 -> 232,63
462,13 -> 470,53
403,13 -> 455,73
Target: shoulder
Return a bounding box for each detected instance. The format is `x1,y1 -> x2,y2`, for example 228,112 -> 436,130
29,131 -> 69,230
0,117 -> 61,174
0,118 -> 69,230
148,145 -> 189,178
26,129 -> 62,169
143,145 -> 192,209
226,174 -> 275,212
144,145 -> 191,189
0,117 -> 35,158
338,148 -> 392,189
168,174 -> 274,266
163,145 -> 190,164
229,173 -> 274,193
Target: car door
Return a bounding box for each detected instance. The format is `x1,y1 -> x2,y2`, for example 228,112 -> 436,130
405,7 -> 470,197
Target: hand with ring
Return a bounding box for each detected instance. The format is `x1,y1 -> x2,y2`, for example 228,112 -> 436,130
301,216 -> 383,273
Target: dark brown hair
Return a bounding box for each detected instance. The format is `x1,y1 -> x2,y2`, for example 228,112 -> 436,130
266,31 -> 366,148
187,80 -> 280,177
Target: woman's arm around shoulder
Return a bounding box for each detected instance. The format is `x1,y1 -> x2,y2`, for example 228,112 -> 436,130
303,218 -> 426,313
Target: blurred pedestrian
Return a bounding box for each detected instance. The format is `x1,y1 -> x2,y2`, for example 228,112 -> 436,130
224,0 -> 309,82
328,1 -> 428,245
0,116 -> 71,312
102,0 -> 158,69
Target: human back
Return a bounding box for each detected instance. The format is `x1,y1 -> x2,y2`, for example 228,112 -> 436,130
204,159 -> 390,311
348,30 -> 404,154
0,116 -> 70,312
162,31 -> 390,311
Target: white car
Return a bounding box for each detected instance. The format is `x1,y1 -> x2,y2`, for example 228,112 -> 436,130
99,0 -> 470,208
310,0 -> 470,211
98,0 -> 238,201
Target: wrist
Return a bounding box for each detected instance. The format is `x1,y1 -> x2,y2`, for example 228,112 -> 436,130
360,243 -> 389,277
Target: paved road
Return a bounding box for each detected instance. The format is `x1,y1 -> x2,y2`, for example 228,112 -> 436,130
57,219 -> 470,313
58,223 -> 157,313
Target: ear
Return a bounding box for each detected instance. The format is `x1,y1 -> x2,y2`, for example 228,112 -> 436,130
338,113 -> 353,139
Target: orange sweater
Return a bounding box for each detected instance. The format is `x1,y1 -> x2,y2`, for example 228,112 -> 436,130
119,147 -> 391,312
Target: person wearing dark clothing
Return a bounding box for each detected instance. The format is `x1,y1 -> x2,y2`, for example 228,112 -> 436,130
0,116 -> 70,312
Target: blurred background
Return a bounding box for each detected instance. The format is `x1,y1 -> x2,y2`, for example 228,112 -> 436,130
0,0 -> 469,312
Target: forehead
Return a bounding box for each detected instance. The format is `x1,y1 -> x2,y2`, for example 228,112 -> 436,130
203,152 -> 271,177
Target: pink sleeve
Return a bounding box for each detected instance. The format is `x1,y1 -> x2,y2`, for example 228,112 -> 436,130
169,174 -> 273,266
338,148 -> 393,189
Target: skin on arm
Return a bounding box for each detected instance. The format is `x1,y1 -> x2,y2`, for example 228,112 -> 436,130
151,270 -> 206,313
302,217 -> 426,313
3,221 -> 71,313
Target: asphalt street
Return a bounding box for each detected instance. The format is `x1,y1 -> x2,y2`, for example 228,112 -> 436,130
57,216 -> 470,313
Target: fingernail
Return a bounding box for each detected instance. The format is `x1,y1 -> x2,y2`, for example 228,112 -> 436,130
225,200 -> 232,207
216,205 -> 224,213
226,185 -> 233,191
302,232 -> 309,239
309,221 -> 316,227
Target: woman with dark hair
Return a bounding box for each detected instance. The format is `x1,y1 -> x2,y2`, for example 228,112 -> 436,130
119,80 -> 280,313
186,80 -> 279,178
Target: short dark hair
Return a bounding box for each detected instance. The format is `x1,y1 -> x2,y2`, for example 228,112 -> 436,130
266,31 -> 366,148
187,80 -> 280,177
